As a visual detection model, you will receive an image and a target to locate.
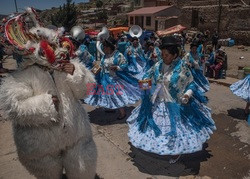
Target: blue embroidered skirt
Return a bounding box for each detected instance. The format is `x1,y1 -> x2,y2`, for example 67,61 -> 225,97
126,55 -> 146,80
127,97 -> 216,155
230,75 -> 250,102
84,71 -> 141,109
191,68 -> 210,93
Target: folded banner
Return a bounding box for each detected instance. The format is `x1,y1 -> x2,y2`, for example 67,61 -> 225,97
109,27 -> 129,38
156,25 -> 187,37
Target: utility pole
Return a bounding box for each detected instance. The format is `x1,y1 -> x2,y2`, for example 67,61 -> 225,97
217,0 -> 222,34
14,0 -> 18,13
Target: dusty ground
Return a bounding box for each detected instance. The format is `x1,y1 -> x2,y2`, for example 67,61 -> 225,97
223,46 -> 250,78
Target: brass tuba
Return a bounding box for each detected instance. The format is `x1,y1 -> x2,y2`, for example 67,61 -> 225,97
129,25 -> 142,38
70,26 -> 85,42
96,26 -> 109,56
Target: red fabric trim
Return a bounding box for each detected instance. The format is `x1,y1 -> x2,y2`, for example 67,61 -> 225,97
40,40 -> 56,64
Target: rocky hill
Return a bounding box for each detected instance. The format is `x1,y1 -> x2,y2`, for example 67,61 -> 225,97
38,0 -> 132,28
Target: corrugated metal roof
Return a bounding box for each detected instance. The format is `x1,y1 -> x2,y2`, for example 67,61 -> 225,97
127,6 -> 172,15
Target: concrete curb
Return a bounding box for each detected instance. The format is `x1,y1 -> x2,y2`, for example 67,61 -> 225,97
208,79 -> 232,87
208,77 -> 239,87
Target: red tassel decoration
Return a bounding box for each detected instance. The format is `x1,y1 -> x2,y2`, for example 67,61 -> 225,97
40,40 -> 56,64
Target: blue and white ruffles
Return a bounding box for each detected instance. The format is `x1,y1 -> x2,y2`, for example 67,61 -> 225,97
127,97 -> 216,155
230,75 -> 250,102
127,59 -> 216,155
84,72 -> 141,109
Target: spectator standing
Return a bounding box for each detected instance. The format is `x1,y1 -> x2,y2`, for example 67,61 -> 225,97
212,31 -> 219,51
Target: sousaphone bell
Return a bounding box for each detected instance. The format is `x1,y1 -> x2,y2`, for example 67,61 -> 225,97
92,27 -> 109,75
129,25 -> 142,38
70,26 -> 85,42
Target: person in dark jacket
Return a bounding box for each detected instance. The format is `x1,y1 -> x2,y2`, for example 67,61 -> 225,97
212,31 -> 219,51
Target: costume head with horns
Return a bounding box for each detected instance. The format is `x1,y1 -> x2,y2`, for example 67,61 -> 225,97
4,7 -> 75,69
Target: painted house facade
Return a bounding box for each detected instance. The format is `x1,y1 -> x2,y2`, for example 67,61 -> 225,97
127,5 -> 181,31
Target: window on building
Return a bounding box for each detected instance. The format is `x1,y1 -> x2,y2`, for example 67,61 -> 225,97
146,16 -> 151,26
130,16 -> 134,25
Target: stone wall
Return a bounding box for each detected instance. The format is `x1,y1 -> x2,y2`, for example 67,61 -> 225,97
177,0 -> 250,45
142,0 -> 173,7
129,0 -> 250,44
224,6 -> 250,45
156,6 -> 181,17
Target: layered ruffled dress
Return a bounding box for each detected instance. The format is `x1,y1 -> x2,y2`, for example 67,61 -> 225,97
84,50 -> 141,109
124,44 -> 147,80
117,41 -> 131,55
76,44 -> 95,70
230,75 -> 250,102
184,52 -> 210,92
127,58 -> 216,155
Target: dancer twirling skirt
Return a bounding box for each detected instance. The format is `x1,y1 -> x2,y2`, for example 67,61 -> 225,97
144,40 -> 162,72
230,74 -> 250,114
127,36 -> 216,159
76,44 -> 96,70
184,41 -> 210,93
125,37 -> 146,80
84,37 -> 141,119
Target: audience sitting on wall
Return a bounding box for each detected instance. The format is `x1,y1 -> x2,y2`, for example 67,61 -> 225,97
210,47 -> 227,79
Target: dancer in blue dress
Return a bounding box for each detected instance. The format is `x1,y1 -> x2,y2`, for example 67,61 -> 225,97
76,44 -> 96,69
144,40 -> 162,72
184,41 -> 210,92
125,37 -> 146,80
127,36 -> 216,163
117,36 -> 130,55
230,74 -> 250,114
70,26 -> 96,70
84,36 -> 141,119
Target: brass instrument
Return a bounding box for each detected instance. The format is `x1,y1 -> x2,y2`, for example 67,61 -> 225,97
129,25 -> 142,38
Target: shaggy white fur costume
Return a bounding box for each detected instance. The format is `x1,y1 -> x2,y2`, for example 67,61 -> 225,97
0,59 -> 97,179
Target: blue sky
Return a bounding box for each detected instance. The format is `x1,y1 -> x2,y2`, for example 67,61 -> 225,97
0,0 -> 89,15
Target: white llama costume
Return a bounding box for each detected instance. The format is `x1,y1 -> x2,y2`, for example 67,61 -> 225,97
0,8 -> 97,179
